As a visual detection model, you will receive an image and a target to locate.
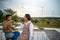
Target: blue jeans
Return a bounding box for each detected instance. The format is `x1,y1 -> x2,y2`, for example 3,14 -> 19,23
5,31 -> 20,40
12,31 -> 20,40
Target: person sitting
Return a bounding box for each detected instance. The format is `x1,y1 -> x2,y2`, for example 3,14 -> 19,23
2,14 -> 20,40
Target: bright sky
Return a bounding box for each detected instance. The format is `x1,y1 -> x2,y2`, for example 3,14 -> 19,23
0,0 -> 60,17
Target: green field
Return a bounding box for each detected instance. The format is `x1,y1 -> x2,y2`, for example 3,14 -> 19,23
32,18 -> 60,28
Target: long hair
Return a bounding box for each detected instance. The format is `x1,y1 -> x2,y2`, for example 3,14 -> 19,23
25,14 -> 31,20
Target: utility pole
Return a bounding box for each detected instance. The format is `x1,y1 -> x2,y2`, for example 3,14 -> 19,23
21,3 -> 23,17
52,10 -> 54,17
41,6 -> 44,17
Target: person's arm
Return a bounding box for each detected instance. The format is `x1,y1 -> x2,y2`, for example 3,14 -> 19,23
29,23 -> 34,40
19,23 -> 24,28
7,21 -> 15,31
2,22 -> 7,30
9,23 -> 18,30
2,21 -> 12,32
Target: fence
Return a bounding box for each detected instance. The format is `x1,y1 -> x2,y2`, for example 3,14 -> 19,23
0,29 -> 49,40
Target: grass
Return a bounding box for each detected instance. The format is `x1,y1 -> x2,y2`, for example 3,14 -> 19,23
34,19 -> 60,28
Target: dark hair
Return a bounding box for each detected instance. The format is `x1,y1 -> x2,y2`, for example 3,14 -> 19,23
6,14 -> 12,19
25,14 -> 31,20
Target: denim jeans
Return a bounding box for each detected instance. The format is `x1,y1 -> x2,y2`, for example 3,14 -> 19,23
5,31 -> 20,40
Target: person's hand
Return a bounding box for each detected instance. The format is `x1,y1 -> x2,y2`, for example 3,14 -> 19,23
8,20 -> 13,23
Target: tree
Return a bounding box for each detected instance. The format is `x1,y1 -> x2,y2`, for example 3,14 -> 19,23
31,18 -> 35,23
0,8 -> 19,23
12,15 -> 19,22
4,8 -> 17,16
0,10 -> 4,23
4,8 -> 19,22
34,19 -> 39,23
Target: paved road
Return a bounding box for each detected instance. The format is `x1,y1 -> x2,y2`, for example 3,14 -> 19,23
45,30 -> 60,40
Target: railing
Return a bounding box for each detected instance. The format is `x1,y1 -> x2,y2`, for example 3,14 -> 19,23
0,29 -> 49,40
0,26 -> 60,40
0,30 -> 6,40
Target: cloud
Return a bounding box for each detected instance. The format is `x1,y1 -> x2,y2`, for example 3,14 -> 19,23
0,0 -> 60,17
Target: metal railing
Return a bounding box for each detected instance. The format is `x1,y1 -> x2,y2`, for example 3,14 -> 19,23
0,26 -> 60,40
0,29 -> 49,40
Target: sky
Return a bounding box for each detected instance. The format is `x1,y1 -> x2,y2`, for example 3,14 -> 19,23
0,0 -> 60,17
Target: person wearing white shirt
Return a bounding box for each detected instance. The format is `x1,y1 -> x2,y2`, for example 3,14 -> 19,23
19,14 -> 34,40
24,20 -> 34,40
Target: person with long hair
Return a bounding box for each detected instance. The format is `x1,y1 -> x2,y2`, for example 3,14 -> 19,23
18,14 -> 34,40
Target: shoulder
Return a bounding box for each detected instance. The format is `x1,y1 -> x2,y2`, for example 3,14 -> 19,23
2,20 -> 7,26
30,21 -> 33,25
2,20 -> 6,24
30,22 -> 34,27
